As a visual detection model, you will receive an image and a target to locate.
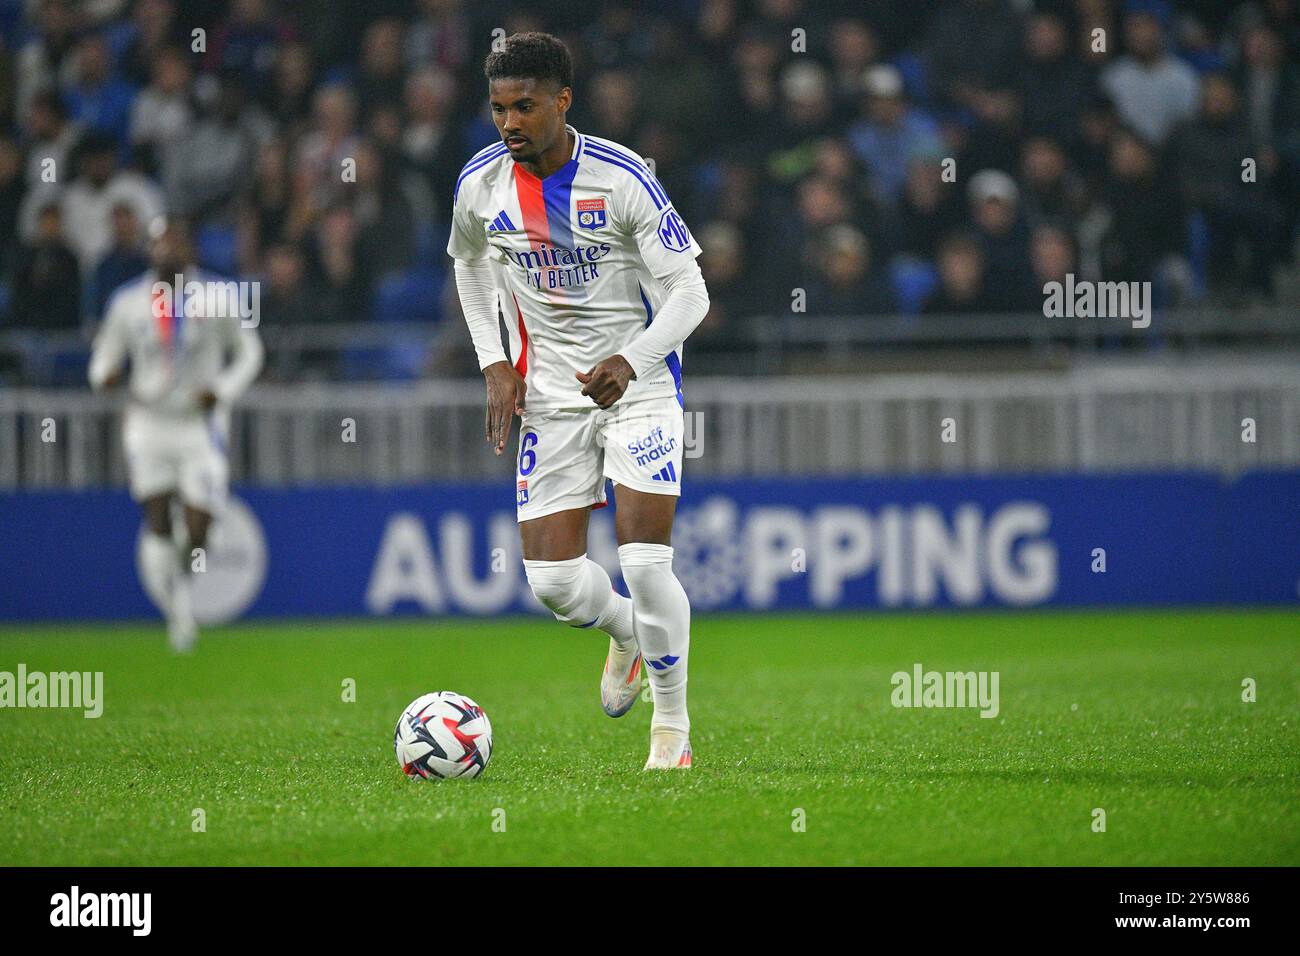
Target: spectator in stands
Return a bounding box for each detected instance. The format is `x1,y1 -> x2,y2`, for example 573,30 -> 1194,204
694,221 -> 760,346
924,232 -> 1000,314
728,26 -> 782,153
806,224 -> 896,316
1098,127 -> 1188,288
294,82 -> 361,212
1019,136 -> 1086,231
90,202 -> 148,319
967,169 -> 1032,311
128,45 -> 193,178
885,157 -> 961,262
21,91 -> 80,189
63,32 -> 137,146
1171,73 -> 1283,297
1020,11 -> 1093,147
162,70 -> 273,222
119,0 -> 187,88
357,18 -> 407,116
1100,1 -> 1200,145
775,61 -> 835,147
12,201 -> 82,329
1174,13 -> 1225,74
586,69 -> 640,149
14,0 -> 79,124
826,18 -> 883,115
925,0 -> 1024,110
268,41 -> 316,135
24,131 -> 163,276
310,204 -> 369,323
1236,21 -> 1300,248
1030,224 -> 1078,294
260,242 -> 315,326
405,0 -> 473,74
206,0 -> 294,89
849,64 -> 943,208
0,136 -> 27,281
351,140 -> 415,280
771,174 -> 853,300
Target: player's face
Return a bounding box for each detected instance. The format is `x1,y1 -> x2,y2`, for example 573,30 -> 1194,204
150,226 -> 192,275
489,77 -> 570,164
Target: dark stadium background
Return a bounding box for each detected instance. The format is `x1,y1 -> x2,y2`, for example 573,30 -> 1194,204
0,0 -> 1296,381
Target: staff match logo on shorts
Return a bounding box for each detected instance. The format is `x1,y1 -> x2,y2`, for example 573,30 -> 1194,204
576,198 -> 606,230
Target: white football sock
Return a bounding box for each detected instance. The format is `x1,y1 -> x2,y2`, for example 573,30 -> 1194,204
523,554 -> 636,647
141,531 -> 176,616
618,543 -> 690,735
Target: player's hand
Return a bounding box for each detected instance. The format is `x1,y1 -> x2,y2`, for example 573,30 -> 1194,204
576,355 -> 635,410
102,370 -> 124,389
196,389 -> 219,410
483,360 -> 526,456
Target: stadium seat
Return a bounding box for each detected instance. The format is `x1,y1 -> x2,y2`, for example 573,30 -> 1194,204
195,224 -> 239,278
373,267 -> 444,323
340,339 -> 430,381
890,257 -> 940,315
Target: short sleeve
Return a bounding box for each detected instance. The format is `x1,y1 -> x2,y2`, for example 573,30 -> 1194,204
616,165 -> 703,285
447,187 -> 488,261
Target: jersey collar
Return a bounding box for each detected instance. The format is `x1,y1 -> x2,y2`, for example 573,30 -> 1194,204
514,124 -> 583,187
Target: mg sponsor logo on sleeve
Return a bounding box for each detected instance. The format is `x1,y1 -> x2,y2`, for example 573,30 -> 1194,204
656,208 -> 692,252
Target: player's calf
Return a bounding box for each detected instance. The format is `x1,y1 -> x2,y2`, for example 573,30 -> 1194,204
618,542 -> 690,737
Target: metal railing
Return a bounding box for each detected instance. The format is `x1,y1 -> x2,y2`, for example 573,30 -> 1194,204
4,305 -> 1299,385
2,362 -> 1296,489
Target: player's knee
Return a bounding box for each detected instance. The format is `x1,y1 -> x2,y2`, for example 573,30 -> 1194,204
523,556 -> 600,625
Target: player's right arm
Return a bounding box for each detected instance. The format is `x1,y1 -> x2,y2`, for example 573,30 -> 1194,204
447,183 -> 524,457
88,288 -> 130,390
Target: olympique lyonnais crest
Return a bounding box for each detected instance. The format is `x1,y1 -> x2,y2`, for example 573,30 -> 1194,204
576,198 -> 607,230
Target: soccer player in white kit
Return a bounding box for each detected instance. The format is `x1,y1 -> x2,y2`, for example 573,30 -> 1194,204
88,219 -> 264,651
449,33 -> 710,769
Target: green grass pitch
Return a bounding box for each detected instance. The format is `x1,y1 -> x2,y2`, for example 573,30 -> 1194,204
0,610 -> 1295,866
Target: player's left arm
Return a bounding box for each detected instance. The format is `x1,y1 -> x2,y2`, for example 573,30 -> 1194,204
88,290 -> 130,390
577,173 -> 709,408
203,313 -> 265,409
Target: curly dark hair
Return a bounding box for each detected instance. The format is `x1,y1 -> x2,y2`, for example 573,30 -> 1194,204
484,31 -> 573,91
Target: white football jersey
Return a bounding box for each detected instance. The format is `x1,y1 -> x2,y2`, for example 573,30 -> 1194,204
447,125 -> 703,410
88,270 -> 264,424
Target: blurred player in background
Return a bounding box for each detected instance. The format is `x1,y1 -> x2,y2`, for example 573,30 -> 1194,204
89,219 -> 264,651
449,33 -> 710,769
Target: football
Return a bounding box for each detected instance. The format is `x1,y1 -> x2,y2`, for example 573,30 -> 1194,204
394,692 -> 494,780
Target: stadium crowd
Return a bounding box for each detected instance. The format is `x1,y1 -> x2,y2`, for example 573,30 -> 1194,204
0,0 -> 1297,377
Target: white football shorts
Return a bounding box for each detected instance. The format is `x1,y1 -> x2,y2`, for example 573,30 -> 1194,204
123,407 -> 229,514
515,394 -> 684,523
